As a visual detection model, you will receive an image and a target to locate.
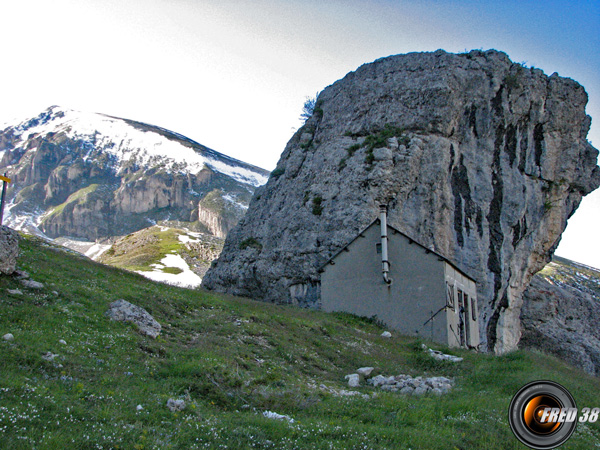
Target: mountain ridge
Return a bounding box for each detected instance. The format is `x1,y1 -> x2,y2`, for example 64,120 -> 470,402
105,111 -> 269,176
0,106 -> 269,241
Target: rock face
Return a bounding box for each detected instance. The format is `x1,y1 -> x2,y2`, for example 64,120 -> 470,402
203,49 -> 600,353
197,189 -> 248,238
0,107 -> 268,241
520,258 -> 600,375
0,226 -> 19,275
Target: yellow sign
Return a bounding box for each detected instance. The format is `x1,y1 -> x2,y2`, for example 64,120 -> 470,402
0,176 -> 10,183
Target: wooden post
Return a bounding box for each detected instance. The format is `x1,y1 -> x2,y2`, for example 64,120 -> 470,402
0,173 -> 11,226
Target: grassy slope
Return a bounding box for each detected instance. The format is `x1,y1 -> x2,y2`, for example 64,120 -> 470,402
98,226 -> 184,272
98,226 -> 223,276
0,236 -> 599,450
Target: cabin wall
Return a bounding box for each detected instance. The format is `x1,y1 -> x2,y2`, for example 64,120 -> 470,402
444,263 -> 480,348
321,223 -> 449,343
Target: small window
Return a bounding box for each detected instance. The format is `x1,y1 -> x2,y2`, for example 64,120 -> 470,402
446,283 -> 455,310
376,243 -> 382,254
457,289 -> 463,309
471,298 -> 477,321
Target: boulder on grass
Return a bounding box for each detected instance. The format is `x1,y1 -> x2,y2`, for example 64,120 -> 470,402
0,226 -> 19,275
106,299 -> 161,338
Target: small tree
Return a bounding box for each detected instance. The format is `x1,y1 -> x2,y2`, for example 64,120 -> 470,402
300,93 -> 319,123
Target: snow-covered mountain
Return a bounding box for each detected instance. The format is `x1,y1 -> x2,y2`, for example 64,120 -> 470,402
0,106 -> 270,240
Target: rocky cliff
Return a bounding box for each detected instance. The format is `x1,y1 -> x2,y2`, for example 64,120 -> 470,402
203,49 -> 600,353
0,107 -> 268,241
521,257 -> 600,375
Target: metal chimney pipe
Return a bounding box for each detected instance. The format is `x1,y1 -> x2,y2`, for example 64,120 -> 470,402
380,204 -> 392,285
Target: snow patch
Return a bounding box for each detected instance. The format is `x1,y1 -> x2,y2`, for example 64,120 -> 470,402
178,234 -> 200,245
160,254 -> 190,271
136,254 -> 201,288
205,158 -> 268,187
53,237 -> 111,260
4,209 -> 49,238
222,193 -> 249,210
84,243 -> 112,260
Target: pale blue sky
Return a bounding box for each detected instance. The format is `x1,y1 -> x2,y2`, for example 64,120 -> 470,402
0,0 -> 598,267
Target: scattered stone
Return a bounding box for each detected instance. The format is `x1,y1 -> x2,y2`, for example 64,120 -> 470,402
51,291 -> 59,296
13,270 -> 30,280
7,289 -> 22,295
368,375 -> 388,387
344,374 -> 360,387
380,331 -> 392,338
413,385 -> 429,396
421,345 -> 463,362
41,352 -> 59,361
105,299 -> 162,339
166,398 -> 186,412
3,333 -> 14,341
380,385 -> 398,392
429,376 -> 454,386
356,367 -> 374,377
0,226 -> 19,275
373,147 -> 393,161
263,410 -> 295,423
384,376 -> 397,385
21,279 -> 44,290
314,383 -> 375,400
136,405 -> 144,411
58,339 -> 67,345
358,366 -> 454,396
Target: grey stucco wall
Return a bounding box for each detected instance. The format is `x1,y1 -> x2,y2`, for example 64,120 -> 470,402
321,222 -> 449,343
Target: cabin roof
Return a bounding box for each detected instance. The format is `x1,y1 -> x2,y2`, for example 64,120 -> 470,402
319,219 -> 476,282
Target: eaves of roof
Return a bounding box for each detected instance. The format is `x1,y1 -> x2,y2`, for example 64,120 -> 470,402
319,219 -> 476,282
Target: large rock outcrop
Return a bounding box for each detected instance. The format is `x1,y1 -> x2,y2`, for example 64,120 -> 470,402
203,49 -> 600,353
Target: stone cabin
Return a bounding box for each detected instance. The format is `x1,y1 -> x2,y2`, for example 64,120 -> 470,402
319,210 -> 480,349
